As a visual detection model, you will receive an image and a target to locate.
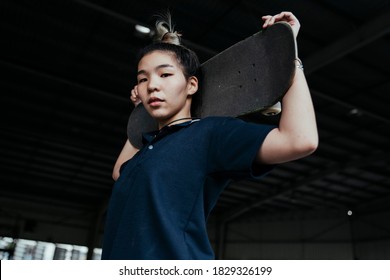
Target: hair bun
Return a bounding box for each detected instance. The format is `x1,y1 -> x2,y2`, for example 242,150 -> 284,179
154,12 -> 182,45
160,31 -> 181,45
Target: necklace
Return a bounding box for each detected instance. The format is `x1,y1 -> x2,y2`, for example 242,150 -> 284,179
163,117 -> 198,128
154,117 -> 200,139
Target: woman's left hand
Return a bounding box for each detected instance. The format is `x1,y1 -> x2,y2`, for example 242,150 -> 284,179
130,85 -> 142,107
262,12 -> 300,39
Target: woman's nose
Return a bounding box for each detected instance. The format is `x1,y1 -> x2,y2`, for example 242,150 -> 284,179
147,76 -> 160,93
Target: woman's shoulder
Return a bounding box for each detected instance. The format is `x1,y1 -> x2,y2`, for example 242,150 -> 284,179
198,116 -> 237,125
194,116 -> 276,134
189,116 -> 256,136
198,116 -> 255,128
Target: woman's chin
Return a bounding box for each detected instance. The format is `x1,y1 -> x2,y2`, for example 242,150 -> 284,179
145,106 -> 163,118
149,111 -> 166,120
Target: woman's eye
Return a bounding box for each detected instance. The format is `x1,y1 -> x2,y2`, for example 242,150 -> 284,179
138,78 -> 147,83
161,73 -> 172,78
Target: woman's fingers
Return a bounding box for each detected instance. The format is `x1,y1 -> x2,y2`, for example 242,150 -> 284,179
262,15 -> 272,28
262,11 -> 300,38
262,11 -> 297,26
130,86 -> 141,106
262,14 -> 279,28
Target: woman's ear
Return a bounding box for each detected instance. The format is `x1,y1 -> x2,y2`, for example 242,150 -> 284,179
187,76 -> 198,96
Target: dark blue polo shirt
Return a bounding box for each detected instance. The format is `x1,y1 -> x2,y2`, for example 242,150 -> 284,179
101,116 -> 275,260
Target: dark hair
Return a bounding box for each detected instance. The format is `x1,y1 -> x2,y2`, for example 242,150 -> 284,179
135,43 -> 200,80
135,11 -> 200,80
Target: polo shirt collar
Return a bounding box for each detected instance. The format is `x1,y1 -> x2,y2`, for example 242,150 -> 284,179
142,119 -> 200,145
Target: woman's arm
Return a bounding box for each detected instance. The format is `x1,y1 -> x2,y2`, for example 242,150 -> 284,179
256,12 -> 318,164
112,87 -> 142,181
112,139 -> 139,181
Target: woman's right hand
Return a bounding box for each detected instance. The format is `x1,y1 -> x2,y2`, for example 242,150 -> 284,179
130,85 -> 142,107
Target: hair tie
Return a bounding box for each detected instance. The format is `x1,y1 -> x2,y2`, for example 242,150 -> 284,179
160,31 -> 181,45
161,32 -> 170,41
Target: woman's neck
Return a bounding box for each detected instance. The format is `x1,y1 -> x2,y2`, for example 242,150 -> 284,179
157,98 -> 194,129
158,116 -> 193,129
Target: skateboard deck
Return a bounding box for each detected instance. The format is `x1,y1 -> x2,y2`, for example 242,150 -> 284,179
128,22 -> 296,149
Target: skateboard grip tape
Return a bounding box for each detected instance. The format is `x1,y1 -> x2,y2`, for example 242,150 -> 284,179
127,103 -> 157,149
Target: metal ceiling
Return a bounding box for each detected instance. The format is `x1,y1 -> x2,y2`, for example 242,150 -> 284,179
1,0 -> 390,258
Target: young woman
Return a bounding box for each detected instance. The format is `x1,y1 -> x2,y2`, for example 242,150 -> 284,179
102,11 -> 318,260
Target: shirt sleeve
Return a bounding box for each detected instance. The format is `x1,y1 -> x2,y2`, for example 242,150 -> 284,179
207,116 -> 276,180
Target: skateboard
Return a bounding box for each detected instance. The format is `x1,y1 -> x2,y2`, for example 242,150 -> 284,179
127,22 -> 296,149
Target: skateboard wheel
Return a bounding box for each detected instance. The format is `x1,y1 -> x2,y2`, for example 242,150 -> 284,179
261,102 -> 282,116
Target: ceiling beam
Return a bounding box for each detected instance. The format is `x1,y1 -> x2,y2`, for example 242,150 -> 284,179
73,0 -> 218,57
0,59 -> 126,102
312,88 -> 390,125
304,10 -> 390,74
222,152 -> 390,223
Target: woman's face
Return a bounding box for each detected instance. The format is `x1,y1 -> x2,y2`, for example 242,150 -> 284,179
137,51 -> 198,127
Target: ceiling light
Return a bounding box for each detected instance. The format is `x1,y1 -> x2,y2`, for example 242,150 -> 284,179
348,108 -> 362,117
135,24 -> 151,34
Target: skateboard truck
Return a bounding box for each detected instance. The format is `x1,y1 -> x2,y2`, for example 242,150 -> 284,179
261,102 -> 282,116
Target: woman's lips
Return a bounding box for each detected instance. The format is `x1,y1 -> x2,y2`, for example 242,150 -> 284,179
148,97 -> 163,107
